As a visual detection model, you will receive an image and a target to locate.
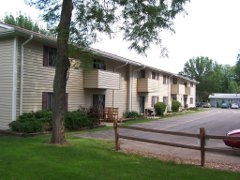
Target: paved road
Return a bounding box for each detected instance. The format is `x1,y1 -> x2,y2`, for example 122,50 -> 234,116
77,108 -> 240,170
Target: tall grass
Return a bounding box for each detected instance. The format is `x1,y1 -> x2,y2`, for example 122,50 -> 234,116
0,134 -> 239,180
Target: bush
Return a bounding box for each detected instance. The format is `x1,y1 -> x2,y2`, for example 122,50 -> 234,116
123,111 -> 143,118
64,110 -> 97,130
154,102 -> 167,116
172,100 -> 181,112
9,109 -> 99,133
9,110 -> 52,133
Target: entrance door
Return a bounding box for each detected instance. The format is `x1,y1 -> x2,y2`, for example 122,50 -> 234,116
93,95 -> 105,118
93,94 -> 105,110
138,96 -> 145,114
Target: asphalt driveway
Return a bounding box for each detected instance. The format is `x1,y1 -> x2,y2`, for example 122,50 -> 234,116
76,108 -> 240,171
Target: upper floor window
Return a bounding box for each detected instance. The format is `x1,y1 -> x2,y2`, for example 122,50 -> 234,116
172,77 -> 178,84
43,46 -> 57,67
138,70 -> 145,78
184,82 -> 187,87
190,82 -> 193,87
93,59 -> 106,70
152,71 -> 159,80
163,75 -> 167,84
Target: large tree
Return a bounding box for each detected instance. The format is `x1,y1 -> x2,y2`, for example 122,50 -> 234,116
29,0 -> 190,144
179,56 -> 215,80
180,56 -> 240,101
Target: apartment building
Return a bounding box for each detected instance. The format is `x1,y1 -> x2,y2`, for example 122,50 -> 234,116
0,22 -> 197,130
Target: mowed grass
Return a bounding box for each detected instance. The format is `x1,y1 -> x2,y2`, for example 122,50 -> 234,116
0,134 -> 239,180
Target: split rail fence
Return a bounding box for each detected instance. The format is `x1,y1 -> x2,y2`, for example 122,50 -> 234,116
113,121 -> 240,167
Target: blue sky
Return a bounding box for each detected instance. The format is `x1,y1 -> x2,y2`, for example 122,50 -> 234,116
1,0 -> 240,73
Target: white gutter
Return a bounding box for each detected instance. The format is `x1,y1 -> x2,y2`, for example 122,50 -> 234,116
20,35 -> 33,115
11,37 -> 18,121
112,62 -> 129,107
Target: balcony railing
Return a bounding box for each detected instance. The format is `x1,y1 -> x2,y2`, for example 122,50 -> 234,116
84,69 -> 120,89
137,78 -> 160,92
171,85 -> 192,95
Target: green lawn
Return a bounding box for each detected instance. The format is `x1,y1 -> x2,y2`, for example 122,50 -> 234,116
0,134 -> 239,180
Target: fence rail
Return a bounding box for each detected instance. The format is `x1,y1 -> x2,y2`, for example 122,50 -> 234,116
113,121 -> 240,167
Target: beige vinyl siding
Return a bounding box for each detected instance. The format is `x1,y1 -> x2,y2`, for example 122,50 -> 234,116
21,42 -> 54,112
131,66 -> 140,112
108,67 -> 129,117
66,69 -> 85,110
0,38 -> 15,129
21,42 -> 84,113
104,61 -> 129,118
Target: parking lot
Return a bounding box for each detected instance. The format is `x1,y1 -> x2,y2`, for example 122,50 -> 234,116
78,108 -> 240,171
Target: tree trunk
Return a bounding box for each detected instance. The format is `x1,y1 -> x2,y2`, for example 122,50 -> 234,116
51,0 -> 73,144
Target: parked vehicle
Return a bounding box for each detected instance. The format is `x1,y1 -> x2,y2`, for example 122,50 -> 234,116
221,102 -> 229,108
202,102 -> 211,108
231,103 -> 239,109
223,129 -> 240,148
196,102 -> 203,107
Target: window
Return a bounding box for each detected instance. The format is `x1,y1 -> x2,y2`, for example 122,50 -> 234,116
163,96 -> 168,105
139,70 -> 145,78
172,77 -> 178,84
151,96 -> 159,107
171,95 -> 177,101
190,97 -> 193,104
43,46 -> 57,67
152,71 -> 159,80
190,82 -> 193,87
93,59 -> 106,70
184,82 -> 187,87
163,75 -> 167,84
42,92 -> 68,111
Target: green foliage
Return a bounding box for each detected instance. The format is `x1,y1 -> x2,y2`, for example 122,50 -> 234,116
9,110 -> 52,133
28,0 -> 189,55
179,56 -> 240,101
154,102 -> 167,116
3,12 -> 49,35
123,111 -> 143,119
9,109 -> 98,133
172,100 -> 181,112
1,136 -> 239,179
64,110 -> 97,130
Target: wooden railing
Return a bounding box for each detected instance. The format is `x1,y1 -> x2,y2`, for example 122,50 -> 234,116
113,121 -> 240,167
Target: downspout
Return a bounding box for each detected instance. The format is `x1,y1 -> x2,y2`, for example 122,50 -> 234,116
168,74 -> 174,112
130,65 -> 145,112
112,62 -> 128,107
11,37 -> 18,121
20,35 -> 33,115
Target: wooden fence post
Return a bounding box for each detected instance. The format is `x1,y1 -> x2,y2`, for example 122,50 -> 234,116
200,128 -> 206,167
114,120 -> 120,151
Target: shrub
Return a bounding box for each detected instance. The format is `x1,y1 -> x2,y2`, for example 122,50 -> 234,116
9,109 -> 99,133
123,111 -> 143,118
172,100 -> 181,112
154,102 -> 167,116
64,110 -> 97,130
9,110 -> 52,133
